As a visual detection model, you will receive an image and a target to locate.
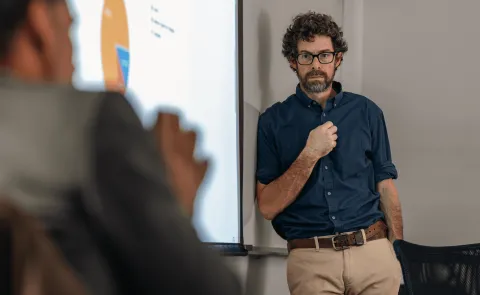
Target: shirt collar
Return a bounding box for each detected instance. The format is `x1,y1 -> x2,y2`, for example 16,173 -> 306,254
295,81 -> 344,108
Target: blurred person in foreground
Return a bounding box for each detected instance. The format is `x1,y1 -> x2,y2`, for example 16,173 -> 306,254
256,12 -> 403,294
0,0 -> 241,294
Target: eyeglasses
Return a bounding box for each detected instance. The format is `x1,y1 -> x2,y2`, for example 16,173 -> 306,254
296,52 -> 336,65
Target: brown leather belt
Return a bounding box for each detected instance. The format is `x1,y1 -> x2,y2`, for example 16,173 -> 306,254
287,220 -> 388,252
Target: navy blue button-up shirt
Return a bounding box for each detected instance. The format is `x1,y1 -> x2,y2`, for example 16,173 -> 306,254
256,81 -> 398,240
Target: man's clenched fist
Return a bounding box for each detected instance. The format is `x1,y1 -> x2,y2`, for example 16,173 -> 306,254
305,121 -> 338,159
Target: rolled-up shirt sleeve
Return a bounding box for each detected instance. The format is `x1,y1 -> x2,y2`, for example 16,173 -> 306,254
370,111 -> 398,183
256,115 -> 282,185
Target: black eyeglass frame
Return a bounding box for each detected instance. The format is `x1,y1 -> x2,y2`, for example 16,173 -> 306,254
296,51 -> 338,65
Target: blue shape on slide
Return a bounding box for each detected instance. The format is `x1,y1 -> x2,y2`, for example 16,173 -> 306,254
115,44 -> 130,86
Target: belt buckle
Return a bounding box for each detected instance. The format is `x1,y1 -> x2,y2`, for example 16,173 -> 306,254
332,234 -> 349,251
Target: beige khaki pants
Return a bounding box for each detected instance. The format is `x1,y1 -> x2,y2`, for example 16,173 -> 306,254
287,238 -> 402,295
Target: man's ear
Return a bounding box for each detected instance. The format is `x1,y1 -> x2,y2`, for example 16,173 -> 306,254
25,1 -> 56,61
334,52 -> 344,70
289,59 -> 298,73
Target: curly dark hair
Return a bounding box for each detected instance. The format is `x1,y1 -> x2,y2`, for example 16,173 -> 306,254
282,12 -> 348,62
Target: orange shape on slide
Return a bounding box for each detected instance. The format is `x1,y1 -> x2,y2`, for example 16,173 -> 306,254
101,0 -> 130,93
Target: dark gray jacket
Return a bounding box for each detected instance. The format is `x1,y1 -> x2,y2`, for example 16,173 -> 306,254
0,76 -> 241,295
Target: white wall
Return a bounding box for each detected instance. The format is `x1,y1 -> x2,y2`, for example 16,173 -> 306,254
357,0 -> 480,246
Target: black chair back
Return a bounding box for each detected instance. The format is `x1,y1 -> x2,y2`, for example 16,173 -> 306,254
0,221 -> 11,295
394,239 -> 480,295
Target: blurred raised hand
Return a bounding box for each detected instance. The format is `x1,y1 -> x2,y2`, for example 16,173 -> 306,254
153,112 -> 209,217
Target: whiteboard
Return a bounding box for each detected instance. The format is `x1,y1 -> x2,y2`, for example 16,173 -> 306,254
67,0 -> 242,245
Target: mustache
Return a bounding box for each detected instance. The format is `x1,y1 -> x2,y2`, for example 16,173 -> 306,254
306,70 -> 326,78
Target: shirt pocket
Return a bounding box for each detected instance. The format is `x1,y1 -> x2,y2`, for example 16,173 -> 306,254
334,134 -> 370,180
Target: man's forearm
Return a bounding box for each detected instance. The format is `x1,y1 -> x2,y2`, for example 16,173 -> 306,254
378,179 -> 403,241
257,147 -> 320,220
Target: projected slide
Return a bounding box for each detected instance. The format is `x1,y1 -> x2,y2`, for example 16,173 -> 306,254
68,0 -> 240,244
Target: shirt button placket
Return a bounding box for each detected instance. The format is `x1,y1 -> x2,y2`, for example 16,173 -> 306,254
324,159 -> 336,228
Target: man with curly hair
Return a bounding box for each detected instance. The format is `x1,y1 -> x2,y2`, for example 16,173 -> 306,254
256,12 -> 403,294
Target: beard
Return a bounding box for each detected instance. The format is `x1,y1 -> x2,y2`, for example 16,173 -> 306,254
298,69 -> 334,94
